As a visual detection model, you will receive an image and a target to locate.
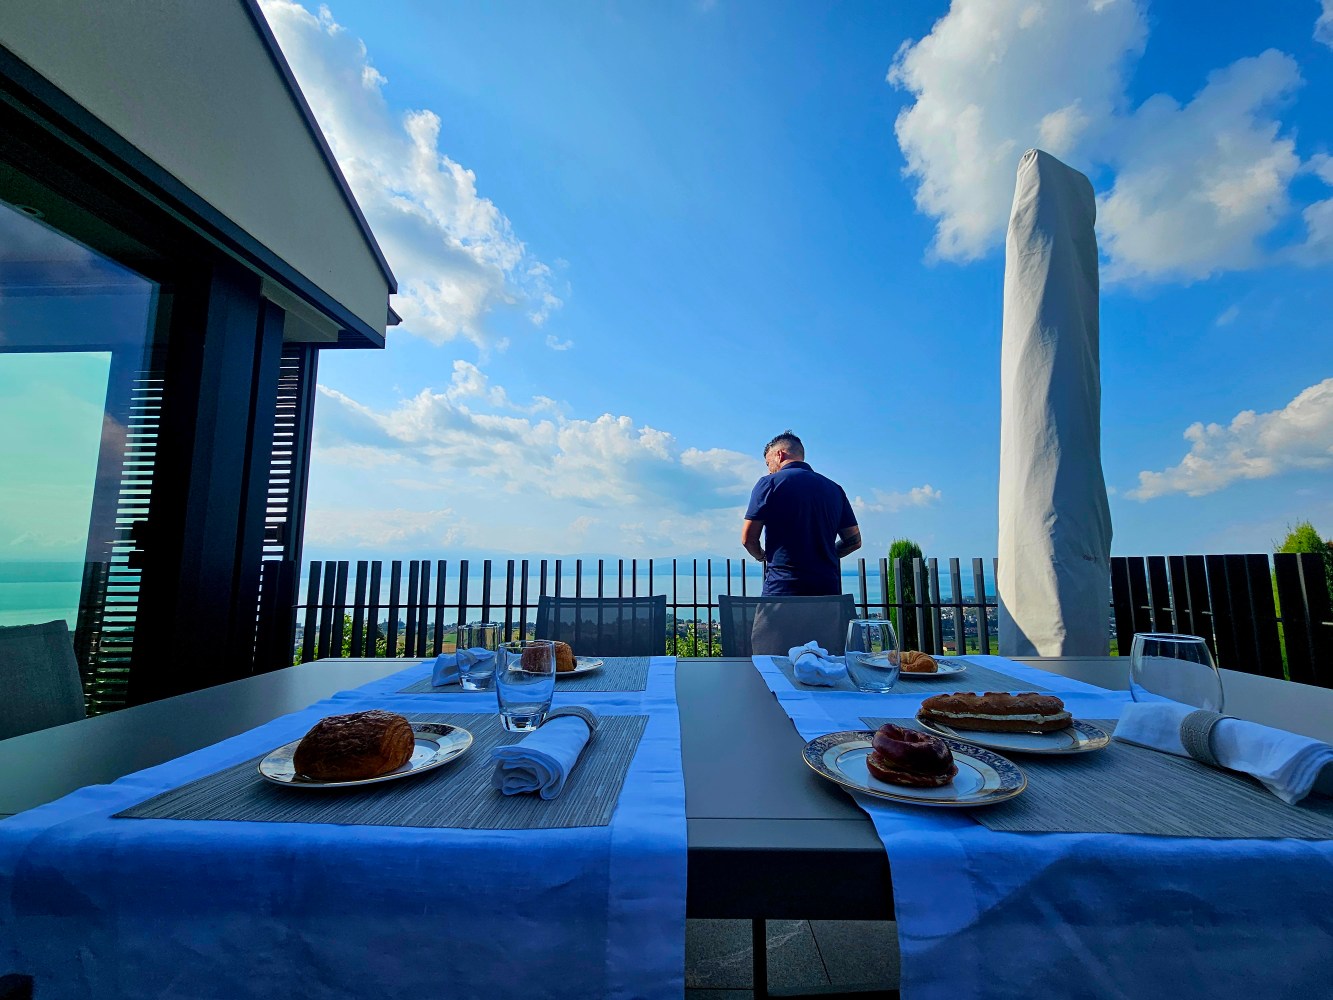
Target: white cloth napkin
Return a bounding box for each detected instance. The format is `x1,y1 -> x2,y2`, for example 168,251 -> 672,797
429,648 -> 495,687
491,706 -> 599,799
787,641 -> 847,686
1115,702 -> 1333,804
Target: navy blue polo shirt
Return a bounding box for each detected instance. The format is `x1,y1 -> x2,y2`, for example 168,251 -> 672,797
744,461 -> 857,596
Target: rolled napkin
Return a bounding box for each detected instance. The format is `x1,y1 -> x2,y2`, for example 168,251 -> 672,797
1115,701 -> 1333,804
491,706 -> 600,799
787,641 -> 847,687
429,648 -> 495,687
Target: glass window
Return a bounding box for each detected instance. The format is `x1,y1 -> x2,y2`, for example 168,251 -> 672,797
0,182 -> 166,716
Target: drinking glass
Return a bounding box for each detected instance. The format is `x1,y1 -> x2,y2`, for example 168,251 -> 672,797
496,639 -> 556,732
844,618 -> 901,693
1129,633 -> 1224,712
456,622 -> 499,691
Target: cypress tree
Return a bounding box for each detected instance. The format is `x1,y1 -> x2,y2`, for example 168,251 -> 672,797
887,538 -> 925,651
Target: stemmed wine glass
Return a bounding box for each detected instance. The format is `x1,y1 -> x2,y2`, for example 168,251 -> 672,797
1129,633 -> 1224,712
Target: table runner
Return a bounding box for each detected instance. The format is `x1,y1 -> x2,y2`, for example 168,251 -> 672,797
775,655 -> 1049,694
751,654 -> 1333,1000
397,655 -> 651,694
0,657 -> 686,1000
118,712 -> 647,830
862,717 -> 1333,839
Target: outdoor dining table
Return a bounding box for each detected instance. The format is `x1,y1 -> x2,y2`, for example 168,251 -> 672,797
2,654 -> 1332,998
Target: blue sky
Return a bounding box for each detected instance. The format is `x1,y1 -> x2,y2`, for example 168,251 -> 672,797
259,0 -> 1333,566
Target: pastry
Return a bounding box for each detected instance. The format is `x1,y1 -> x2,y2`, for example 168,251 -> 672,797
918,692 -> 1072,733
899,650 -> 938,673
292,709 -> 415,781
865,723 -> 957,788
521,640 -> 576,672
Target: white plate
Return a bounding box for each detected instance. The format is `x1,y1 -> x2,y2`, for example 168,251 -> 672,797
895,660 -> 968,680
915,715 -> 1110,755
258,722 -> 473,789
557,656 -> 604,677
802,730 -> 1026,807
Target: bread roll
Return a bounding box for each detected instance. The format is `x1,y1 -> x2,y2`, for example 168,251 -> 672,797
292,709 -> 415,781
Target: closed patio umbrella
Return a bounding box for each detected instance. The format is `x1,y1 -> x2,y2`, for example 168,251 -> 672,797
997,149 -> 1112,656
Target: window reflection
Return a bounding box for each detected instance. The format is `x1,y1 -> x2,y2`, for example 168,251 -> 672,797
0,194 -> 164,716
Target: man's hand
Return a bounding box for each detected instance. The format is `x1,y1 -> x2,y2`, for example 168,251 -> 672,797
741,519 -> 766,563
836,525 -> 862,559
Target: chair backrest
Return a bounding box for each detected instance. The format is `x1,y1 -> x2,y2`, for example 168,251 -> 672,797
717,594 -> 858,657
534,595 -> 667,656
0,620 -> 87,740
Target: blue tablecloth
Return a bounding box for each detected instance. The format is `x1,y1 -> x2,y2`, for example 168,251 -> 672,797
753,653 -> 1333,1000
0,657 -> 685,999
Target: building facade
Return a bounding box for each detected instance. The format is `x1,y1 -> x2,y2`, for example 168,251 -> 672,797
0,0 -> 394,716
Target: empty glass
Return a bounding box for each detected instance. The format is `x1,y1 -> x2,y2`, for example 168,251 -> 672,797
496,639 -> 556,732
844,618 -> 901,693
1129,633 -> 1224,712
456,623 -> 500,691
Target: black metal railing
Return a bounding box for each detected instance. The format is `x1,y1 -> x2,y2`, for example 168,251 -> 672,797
277,555 -> 999,665
260,551 -> 1332,687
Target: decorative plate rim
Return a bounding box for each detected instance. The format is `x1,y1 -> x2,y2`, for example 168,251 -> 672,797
913,715 -> 1110,755
802,730 -> 1026,807
258,722 -> 473,789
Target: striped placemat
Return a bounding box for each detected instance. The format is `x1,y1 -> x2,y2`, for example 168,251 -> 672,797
776,656 -> 1048,694
399,656 -> 652,694
116,712 -> 648,830
863,717 -> 1333,839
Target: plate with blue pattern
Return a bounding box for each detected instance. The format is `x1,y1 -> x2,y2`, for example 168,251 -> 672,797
802,730 -> 1026,807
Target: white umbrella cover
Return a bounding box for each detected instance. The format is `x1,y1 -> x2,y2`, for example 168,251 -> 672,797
997,149 -> 1113,656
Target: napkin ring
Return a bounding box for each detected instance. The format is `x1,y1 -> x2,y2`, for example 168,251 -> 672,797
545,706 -> 599,737
1179,710 -> 1233,767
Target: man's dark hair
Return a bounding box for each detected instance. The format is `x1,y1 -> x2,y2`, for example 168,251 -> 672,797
763,430 -> 804,459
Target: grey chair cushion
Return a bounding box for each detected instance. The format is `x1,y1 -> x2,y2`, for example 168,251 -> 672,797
0,620 -> 86,740
718,595 -> 858,656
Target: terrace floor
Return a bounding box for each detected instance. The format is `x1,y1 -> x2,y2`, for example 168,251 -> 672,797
686,918 -> 900,998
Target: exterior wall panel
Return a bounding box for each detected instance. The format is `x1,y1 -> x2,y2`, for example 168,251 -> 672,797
0,0 -> 392,338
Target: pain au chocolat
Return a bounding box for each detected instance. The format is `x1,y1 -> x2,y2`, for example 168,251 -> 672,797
292,709 -> 415,781
918,692 -> 1072,733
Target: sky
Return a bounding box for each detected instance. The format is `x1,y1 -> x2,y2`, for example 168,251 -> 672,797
257,0 -> 1333,568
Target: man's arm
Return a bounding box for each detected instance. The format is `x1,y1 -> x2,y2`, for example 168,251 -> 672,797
836,524 -> 862,559
741,519 -> 766,564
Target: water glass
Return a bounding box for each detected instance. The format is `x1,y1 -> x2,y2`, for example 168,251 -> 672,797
456,623 -> 500,691
496,639 -> 556,732
844,618 -> 901,693
1129,633 -> 1224,712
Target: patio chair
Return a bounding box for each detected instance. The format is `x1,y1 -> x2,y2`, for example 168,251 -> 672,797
534,595 -> 667,656
0,620 -> 86,740
717,594 -> 858,657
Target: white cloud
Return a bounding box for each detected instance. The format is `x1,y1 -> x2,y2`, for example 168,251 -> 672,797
1318,0 -> 1333,49
313,374 -> 759,512
304,507 -> 464,549
1293,153 -> 1333,264
545,334 -> 574,351
259,1 -> 562,346
888,0 -> 1145,262
1214,305 -> 1240,327
1098,50 -> 1302,282
888,1 -> 1321,282
854,484 -> 943,514
1128,379 -> 1333,499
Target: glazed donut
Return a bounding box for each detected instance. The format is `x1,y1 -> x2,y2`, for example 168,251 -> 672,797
866,723 -> 957,787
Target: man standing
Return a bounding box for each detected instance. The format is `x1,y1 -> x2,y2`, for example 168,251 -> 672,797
741,431 -> 861,596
